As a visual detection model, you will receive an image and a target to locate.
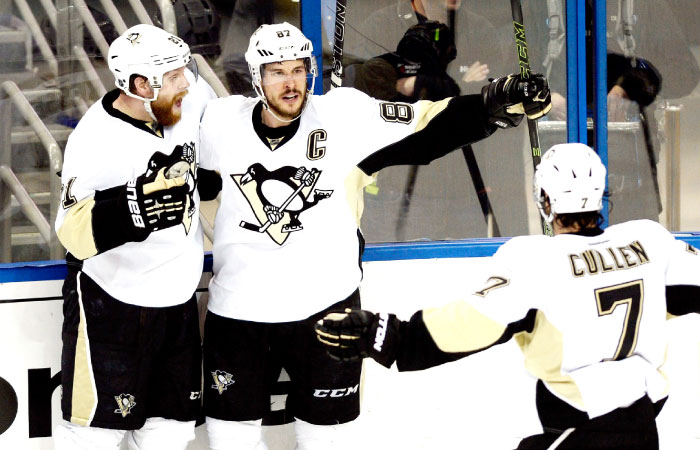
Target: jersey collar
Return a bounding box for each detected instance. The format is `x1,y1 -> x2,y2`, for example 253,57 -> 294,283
570,227 -> 604,237
252,101 -> 300,151
102,89 -> 164,138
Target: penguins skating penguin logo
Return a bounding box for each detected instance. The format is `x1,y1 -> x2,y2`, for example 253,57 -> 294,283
114,393 -> 136,417
126,33 -> 141,46
211,370 -> 235,395
146,142 -> 198,234
232,164 -> 333,245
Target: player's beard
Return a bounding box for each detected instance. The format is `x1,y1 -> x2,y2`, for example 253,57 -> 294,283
267,88 -> 306,121
151,90 -> 188,126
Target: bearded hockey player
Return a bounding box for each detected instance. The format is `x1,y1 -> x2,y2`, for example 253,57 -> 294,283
198,21 -> 551,450
317,143 -> 700,449
53,24 -> 216,450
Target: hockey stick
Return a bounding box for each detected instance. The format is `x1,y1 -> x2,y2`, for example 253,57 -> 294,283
462,146 -> 501,237
396,165 -> 419,240
395,3 -> 425,239
450,7 -> 501,237
510,0 -> 553,236
239,171 -> 317,233
638,107 -> 662,214
330,0 -> 347,89
616,0 -> 662,216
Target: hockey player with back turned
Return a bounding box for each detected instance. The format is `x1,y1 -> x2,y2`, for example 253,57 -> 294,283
53,24 -> 217,450
316,142 -> 700,449
199,22 -> 551,450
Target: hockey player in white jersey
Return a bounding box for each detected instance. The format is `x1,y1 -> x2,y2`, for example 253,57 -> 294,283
316,143 -> 700,449
53,24 -> 217,450
199,22 -> 551,450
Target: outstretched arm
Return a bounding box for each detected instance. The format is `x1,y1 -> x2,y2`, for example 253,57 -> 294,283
357,73 -> 551,175
315,302 -> 536,372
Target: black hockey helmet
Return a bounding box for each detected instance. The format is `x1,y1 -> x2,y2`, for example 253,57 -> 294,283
172,0 -> 221,58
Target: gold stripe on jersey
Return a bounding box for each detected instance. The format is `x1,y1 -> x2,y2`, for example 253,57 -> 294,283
422,300 -> 507,353
56,197 -> 98,260
71,276 -> 98,426
345,167 -> 376,226
515,310 -> 584,409
568,240 -> 650,277
413,98 -> 452,132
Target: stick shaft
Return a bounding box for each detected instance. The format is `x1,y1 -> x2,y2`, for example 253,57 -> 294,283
511,0 -> 552,235
330,0 -> 347,89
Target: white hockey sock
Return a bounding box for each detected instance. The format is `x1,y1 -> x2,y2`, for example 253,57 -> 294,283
125,417 -> 195,450
206,417 -> 267,450
294,418 -> 357,450
53,420 -> 126,450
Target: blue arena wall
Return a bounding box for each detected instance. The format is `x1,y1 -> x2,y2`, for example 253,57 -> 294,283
2,235 -> 700,283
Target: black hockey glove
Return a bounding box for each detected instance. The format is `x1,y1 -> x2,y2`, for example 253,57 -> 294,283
119,162 -> 190,242
315,308 -> 400,368
482,73 -> 552,129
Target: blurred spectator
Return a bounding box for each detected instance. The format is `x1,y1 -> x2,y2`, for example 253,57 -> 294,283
351,0 -> 511,94
530,0 -> 700,224
349,0 -> 534,240
354,20 -> 460,102
217,0 -> 274,95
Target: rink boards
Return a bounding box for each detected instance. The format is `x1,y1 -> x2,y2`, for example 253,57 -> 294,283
2,237 -> 700,449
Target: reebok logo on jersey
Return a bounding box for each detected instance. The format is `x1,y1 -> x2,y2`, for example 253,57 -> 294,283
373,313 -> 389,352
126,179 -> 145,228
114,393 -> 136,417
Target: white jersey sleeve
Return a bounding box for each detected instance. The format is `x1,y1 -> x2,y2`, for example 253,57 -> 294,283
317,88 -> 496,173
414,220 -> 699,417
54,86 -> 206,307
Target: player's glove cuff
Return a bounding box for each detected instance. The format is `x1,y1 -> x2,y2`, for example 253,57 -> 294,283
517,76 -> 552,120
315,308 -> 400,368
482,77 -> 524,129
482,73 -> 552,127
127,167 -> 188,234
91,162 -> 190,254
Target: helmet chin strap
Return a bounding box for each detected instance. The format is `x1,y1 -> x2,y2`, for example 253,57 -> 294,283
536,194 -> 555,225
261,89 -> 313,124
122,87 -> 159,122
258,75 -> 315,124
143,101 -> 158,122
538,206 -> 555,225
262,101 -> 299,123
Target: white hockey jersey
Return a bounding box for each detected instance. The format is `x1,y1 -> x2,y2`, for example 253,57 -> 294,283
200,87 -> 495,322
55,73 -> 215,307
415,220 -> 700,419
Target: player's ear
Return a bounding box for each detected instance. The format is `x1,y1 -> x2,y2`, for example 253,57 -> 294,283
131,75 -> 153,98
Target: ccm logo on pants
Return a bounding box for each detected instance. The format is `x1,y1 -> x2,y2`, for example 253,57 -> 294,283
313,385 -> 359,398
